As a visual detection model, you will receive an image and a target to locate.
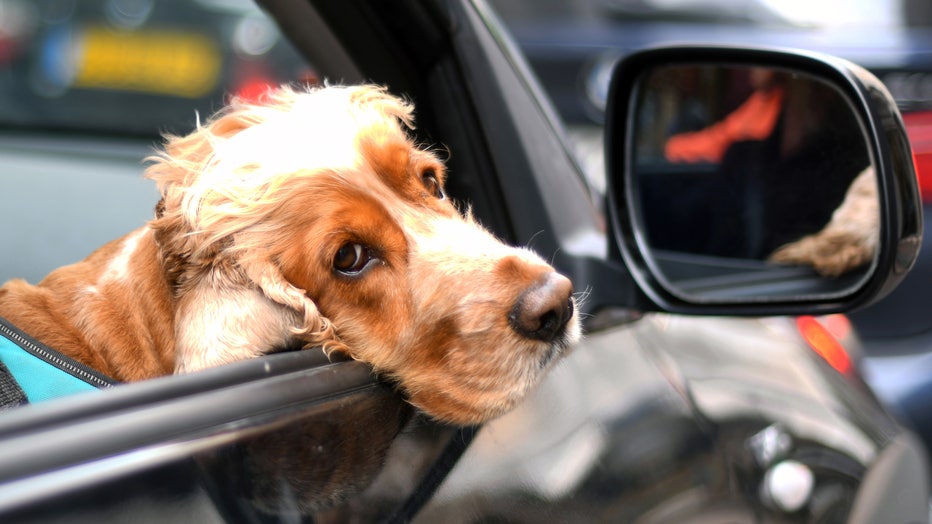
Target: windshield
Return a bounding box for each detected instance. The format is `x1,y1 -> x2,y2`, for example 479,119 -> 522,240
0,0 -> 310,136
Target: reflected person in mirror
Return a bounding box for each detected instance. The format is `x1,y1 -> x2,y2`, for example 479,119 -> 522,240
665,68 -> 785,164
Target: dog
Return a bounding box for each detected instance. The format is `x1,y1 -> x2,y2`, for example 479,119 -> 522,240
0,84 -> 580,425
769,165 -> 878,277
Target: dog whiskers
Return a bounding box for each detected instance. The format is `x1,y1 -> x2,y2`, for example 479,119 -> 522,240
524,230 -> 546,250
573,287 -> 591,311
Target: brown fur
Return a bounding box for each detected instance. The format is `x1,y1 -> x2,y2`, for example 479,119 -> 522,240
769,166 -> 878,277
0,85 -> 580,424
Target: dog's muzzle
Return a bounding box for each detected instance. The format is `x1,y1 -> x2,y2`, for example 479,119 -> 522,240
508,272 -> 574,343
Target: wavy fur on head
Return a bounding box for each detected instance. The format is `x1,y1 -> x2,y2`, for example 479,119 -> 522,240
0,84 -> 580,424
145,86 -> 401,369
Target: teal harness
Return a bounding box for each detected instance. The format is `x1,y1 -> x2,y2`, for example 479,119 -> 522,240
0,318 -> 115,407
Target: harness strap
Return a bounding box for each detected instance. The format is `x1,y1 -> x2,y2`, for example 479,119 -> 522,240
0,317 -> 116,404
0,360 -> 26,409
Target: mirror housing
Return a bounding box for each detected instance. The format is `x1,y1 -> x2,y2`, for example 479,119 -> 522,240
605,45 -> 922,315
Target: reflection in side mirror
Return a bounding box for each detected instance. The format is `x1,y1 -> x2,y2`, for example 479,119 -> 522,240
768,165 -> 878,277
626,62 -> 882,302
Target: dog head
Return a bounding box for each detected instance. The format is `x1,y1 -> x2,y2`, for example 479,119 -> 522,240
147,85 -> 580,425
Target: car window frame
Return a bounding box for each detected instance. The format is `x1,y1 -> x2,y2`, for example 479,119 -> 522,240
0,350 -> 369,510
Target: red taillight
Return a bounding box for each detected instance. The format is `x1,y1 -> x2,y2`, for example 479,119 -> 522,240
232,69 -> 320,105
818,313 -> 852,342
234,77 -> 276,105
902,110 -> 932,202
796,315 -> 852,375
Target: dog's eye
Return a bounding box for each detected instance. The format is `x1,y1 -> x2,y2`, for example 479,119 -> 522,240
422,169 -> 445,200
333,243 -> 375,275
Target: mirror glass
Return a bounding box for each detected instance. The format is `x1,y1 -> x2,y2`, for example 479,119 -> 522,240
628,64 -> 878,301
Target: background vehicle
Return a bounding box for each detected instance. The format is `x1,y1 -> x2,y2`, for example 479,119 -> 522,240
0,0 -> 925,523
490,0 -> 932,462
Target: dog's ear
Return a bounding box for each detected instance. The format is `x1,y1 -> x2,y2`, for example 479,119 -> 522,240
237,253 -> 348,356
150,208 -> 189,291
148,197 -> 188,290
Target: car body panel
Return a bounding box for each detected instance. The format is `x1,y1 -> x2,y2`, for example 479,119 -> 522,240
418,314 -> 925,522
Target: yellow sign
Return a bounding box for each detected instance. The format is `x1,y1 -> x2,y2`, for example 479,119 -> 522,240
74,26 -> 221,98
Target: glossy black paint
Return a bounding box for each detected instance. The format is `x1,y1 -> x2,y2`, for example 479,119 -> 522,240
415,312 -> 925,523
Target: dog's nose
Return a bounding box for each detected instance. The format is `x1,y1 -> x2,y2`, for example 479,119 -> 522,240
509,272 -> 574,342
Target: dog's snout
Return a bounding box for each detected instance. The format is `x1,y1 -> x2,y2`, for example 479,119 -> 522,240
509,272 -> 574,342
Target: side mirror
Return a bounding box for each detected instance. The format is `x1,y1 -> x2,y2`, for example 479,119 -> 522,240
605,46 -> 922,315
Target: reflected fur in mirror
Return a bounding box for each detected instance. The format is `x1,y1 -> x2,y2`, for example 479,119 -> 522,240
769,166 -> 879,277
